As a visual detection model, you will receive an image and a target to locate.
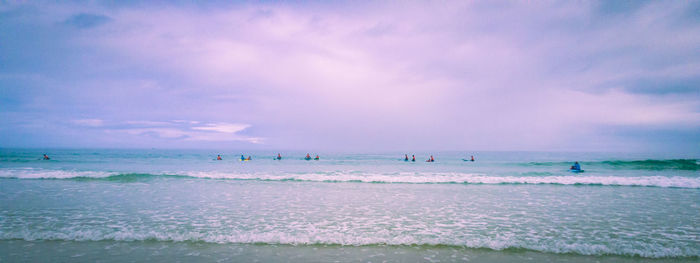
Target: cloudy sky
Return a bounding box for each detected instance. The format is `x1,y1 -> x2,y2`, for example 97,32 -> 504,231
1,1 -> 699,153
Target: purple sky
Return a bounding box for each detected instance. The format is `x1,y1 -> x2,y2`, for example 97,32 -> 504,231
1,1 -> 699,153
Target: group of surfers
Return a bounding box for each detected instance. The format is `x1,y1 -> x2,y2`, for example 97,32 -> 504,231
40,153 -> 581,171
216,155 -> 252,161
216,153 -> 319,161
402,154 -> 434,162
403,154 -> 475,162
218,154 -> 474,163
304,153 -> 320,160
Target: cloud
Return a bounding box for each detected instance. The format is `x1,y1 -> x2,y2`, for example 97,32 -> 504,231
72,119 -> 104,127
0,1 -> 698,152
192,123 -> 250,133
108,120 -> 261,143
183,133 -> 263,143
62,13 -> 111,28
124,120 -> 172,126
122,127 -> 187,139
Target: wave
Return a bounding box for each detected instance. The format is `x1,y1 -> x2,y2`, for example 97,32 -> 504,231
1,169 -> 699,188
2,231 -> 697,258
600,159 -> 699,170
0,169 -> 117,179
528,159 -> 699,170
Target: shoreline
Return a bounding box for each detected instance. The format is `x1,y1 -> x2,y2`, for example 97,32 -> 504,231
1,240 -> 697,263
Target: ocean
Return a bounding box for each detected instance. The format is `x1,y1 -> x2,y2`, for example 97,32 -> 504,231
0,149 -> 698,262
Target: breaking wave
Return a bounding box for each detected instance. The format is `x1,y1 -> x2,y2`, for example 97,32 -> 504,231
1,169 -> 698,188
1,230 -> 697,258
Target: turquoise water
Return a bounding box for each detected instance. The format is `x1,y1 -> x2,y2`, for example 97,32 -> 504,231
1,149 -> 698,262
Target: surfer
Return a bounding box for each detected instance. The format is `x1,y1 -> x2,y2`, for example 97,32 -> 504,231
305,153 -> 311,160
240,155 -> 246,161
404,154 -> 409,161
43,154 -> 50,160
246,156 -> 252,161
571,162 -> 581,171
217,155 -> 222,160
411,155 -> 416,162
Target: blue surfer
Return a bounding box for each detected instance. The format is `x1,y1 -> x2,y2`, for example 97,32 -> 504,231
570,162 -> 583,173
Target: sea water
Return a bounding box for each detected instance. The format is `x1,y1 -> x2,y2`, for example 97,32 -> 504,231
0,149 -> 698,262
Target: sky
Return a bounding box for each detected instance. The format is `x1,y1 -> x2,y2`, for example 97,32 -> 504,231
1,1 -> 699,153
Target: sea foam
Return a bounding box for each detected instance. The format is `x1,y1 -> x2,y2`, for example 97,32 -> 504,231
1,229 -> 697,258
1,168 -> 699,188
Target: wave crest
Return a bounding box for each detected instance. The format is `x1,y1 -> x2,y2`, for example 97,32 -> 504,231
528,159 -> 699,170
1,169 -> 698,188
2,230 -> 697,258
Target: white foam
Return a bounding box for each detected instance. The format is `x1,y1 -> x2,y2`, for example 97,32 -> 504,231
2,230 -> 697,258
1,168 -> 698,188
0,168 -> 116,179
182,171 -> 700,188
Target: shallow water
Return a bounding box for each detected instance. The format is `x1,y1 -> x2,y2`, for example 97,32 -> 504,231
2,241 -> 698,263
0,149 -> 698,261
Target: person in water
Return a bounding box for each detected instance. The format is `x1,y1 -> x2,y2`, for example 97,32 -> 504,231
43,154 -> 50,160
217,155 -> 222,160
305,153 -> 311,160
404,154 -> 409,161
314,155 -> 320,160
411,155 -> 416,162
246,156 -> 252,161
571,162 -> 581,170
277,153 -> 282,160
241,155 -> 246,161
427,155 -> 434,162
470,155 -> 475,162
